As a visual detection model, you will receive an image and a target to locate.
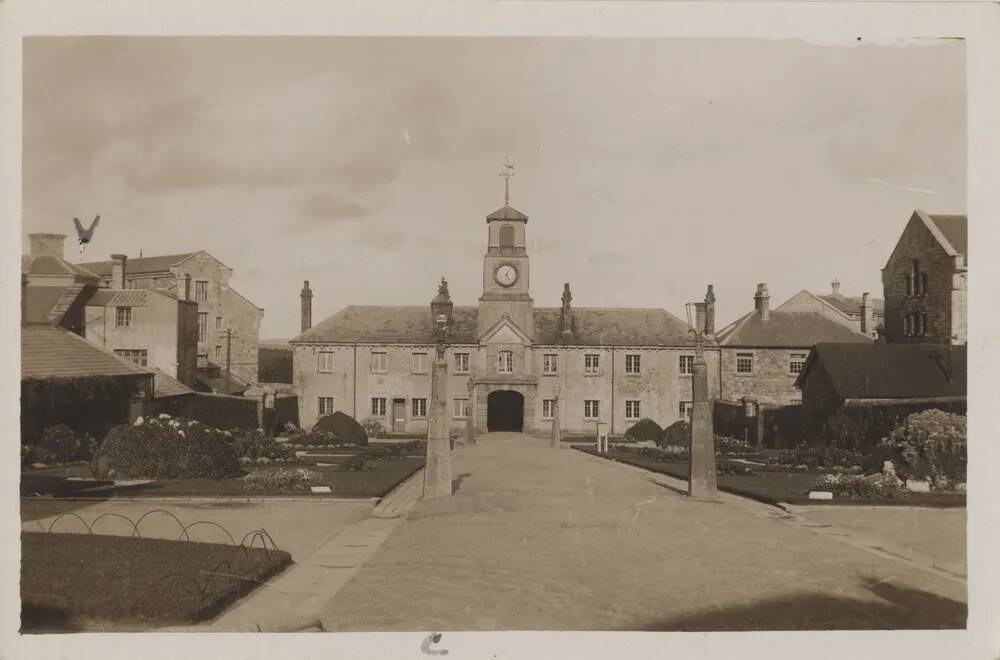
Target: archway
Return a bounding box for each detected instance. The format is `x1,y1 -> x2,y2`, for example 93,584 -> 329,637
487,390 -> 524,432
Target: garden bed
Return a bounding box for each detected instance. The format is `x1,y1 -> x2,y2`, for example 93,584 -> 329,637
21,532 -> 291,631
574,446 -> 966,508
21,457 -> 425,499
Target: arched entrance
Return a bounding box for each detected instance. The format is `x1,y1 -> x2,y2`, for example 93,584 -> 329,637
487,390 -> 524,432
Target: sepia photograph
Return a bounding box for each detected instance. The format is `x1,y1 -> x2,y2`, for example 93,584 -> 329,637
3,12 -> 992,654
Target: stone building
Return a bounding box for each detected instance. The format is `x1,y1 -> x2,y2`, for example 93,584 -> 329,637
291,195 -> 719,435
80,251 -> 265,383
881,210 -> 967,345
777,280 -> 884,338
716,283 -> 873,408
21,233 -> 101,336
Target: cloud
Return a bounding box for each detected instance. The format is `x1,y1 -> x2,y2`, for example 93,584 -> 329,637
296,189 -> 370,226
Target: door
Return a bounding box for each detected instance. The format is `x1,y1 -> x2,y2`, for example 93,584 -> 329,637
392,398 -> 406,432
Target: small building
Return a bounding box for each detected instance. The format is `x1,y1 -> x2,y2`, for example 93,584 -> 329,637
21,233 -> 101,336
778,279 -> 884,338
881,210 -> 967,345
716,283 -> 874,407
85,287 -> 199,386
20,322 -> 155,443
79,251 -> 265,383
795,342 -> 966,418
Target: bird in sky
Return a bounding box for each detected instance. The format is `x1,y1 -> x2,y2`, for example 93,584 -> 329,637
73,215 -> 100,253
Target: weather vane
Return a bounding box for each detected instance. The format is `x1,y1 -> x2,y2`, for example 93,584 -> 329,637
499,156 -> 515,205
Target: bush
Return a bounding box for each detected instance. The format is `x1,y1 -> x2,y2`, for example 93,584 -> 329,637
228,428 -> 296,462
624,418 -> 664,443
659,420 -> 690,447
313,412 -> 369,446
21,444 -> 56,467
40,424 -> 80,463
94,415 -> 242,480
767,443 -> 866,471
714,435 -> 754,456
887,409 -> 966,487
360,417 -> 385,439
288,429 -> 341,447
243,468 -> 318,492
812,473 -> 906,500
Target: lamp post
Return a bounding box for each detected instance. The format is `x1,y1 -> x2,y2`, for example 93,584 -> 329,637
465,368 -> 477,447
685,302 -> 718,500
551,380 -> 562,448
423,313 -> 453,498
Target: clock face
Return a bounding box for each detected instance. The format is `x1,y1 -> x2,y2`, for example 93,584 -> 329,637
494,264 -> 518,287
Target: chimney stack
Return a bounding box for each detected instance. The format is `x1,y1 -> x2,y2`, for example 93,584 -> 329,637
29,233 -> 66,258
560,282 -> 575,337
430,277 -> 453,326
300,280 -> 313,332
695,303 -> 706,335
111,254 -> 127,289
831,278 -> 841,297
21,272 -> 28,322
860,292 -> 873,336
185,274 -> 192,302
704,284 -> 716,335
754,283 -> 770,322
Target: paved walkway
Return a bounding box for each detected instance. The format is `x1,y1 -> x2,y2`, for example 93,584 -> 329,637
319,432 -> 966,631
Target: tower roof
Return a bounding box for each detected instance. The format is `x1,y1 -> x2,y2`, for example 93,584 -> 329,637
486,205 -> 529,222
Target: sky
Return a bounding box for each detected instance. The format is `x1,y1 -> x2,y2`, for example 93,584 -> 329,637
22,37 -> 966,339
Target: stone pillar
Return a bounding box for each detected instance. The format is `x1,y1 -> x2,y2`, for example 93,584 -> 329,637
550,395 -> 561,448
465,380 -> 476,446
688,344 -> 717,499
424,350 -> 453,498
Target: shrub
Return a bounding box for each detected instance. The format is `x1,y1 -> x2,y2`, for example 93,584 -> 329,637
243,468 -> 318,492
94,415 -> 242,480
288,429 -> 341,447
767,443 -> 866,471
812,473 -> 906,500
228,428 -> 296,462
21,444 -> 56,467
624,418 -> 664,443
360,417 -> 385,439
659,420 -> 690,447
313,412 -> 369,447
714,435 -> 754,456
40,424 -> 81,463
887,409 -> 966,487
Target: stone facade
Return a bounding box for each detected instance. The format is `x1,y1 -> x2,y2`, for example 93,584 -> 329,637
719,347 -> 809,407
881,211 -> 968,345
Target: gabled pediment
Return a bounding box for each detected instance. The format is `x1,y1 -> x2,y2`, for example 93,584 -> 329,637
480,315 -> 532,345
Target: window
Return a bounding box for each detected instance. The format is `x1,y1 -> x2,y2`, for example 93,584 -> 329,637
371,397 -> 387,417
542,399 -> 556,420
625,354 -> 641,375
412,398 -> 428,418
115,306 -> 132,328
679,401 -> 693,420
412,352 -> 428,374
499,224 -> 515,249
318,351 -> 335,373
195,280 -> 208,302
789,353 -> 808,375
584,353 -> 600,375
216,316 -> 223,330
113,349 -> 147,366
788,398 -> 802,406
679,355 -> 694,375
214,345 -> 222,360
736,352 -> 753,374
920,272 -> 928,296
318,397 -> 335,416
912,259 -> 921,295
543,353 -> 558,375
454,352 -> 470,373
371,352 -> 388,373
198,312 -> 208,342
625,400 -> 641,420
497,350 -> 513,373
905,274 -> 913,297
454,398 -> 469,418
584,399 -> 600,420
921,313 -> 928,337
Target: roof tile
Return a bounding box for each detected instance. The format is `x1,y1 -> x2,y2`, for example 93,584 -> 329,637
21,324 -> 154,380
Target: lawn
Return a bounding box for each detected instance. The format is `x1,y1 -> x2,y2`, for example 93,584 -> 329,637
21,532 -> 291,631
575,446 -> 966,508
21,455 -> 425,500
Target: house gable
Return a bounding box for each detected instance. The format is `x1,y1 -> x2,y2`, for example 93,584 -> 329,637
481,316 -> 532,346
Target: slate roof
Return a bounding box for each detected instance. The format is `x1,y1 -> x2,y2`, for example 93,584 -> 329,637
816,294 -> 885,316
87,289 -> 150,307
796,343 -> 966,400
927,214 -> 967,258
23,286 -> 71,323
195,369 -> 251,395
22,254 -> 100,280
78,252 -> 197,277
21,323 -> 154,381
717,311 -> 873,347
292,305 -> 697,346
486,205 -> 529,222
153,369 -> 195,398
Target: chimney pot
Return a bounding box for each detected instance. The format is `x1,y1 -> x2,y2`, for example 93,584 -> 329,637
860,291 -> 873,336
754,282 -> 770,321
704,284 -> 716,335
28,233 -> 67,258
301,280 -> 313,332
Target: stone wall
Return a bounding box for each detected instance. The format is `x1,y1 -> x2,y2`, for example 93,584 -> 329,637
221,287 -> 264,384
719,347 -> 808,407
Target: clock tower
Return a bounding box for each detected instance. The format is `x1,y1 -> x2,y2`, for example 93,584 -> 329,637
478,159 -> 534,338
